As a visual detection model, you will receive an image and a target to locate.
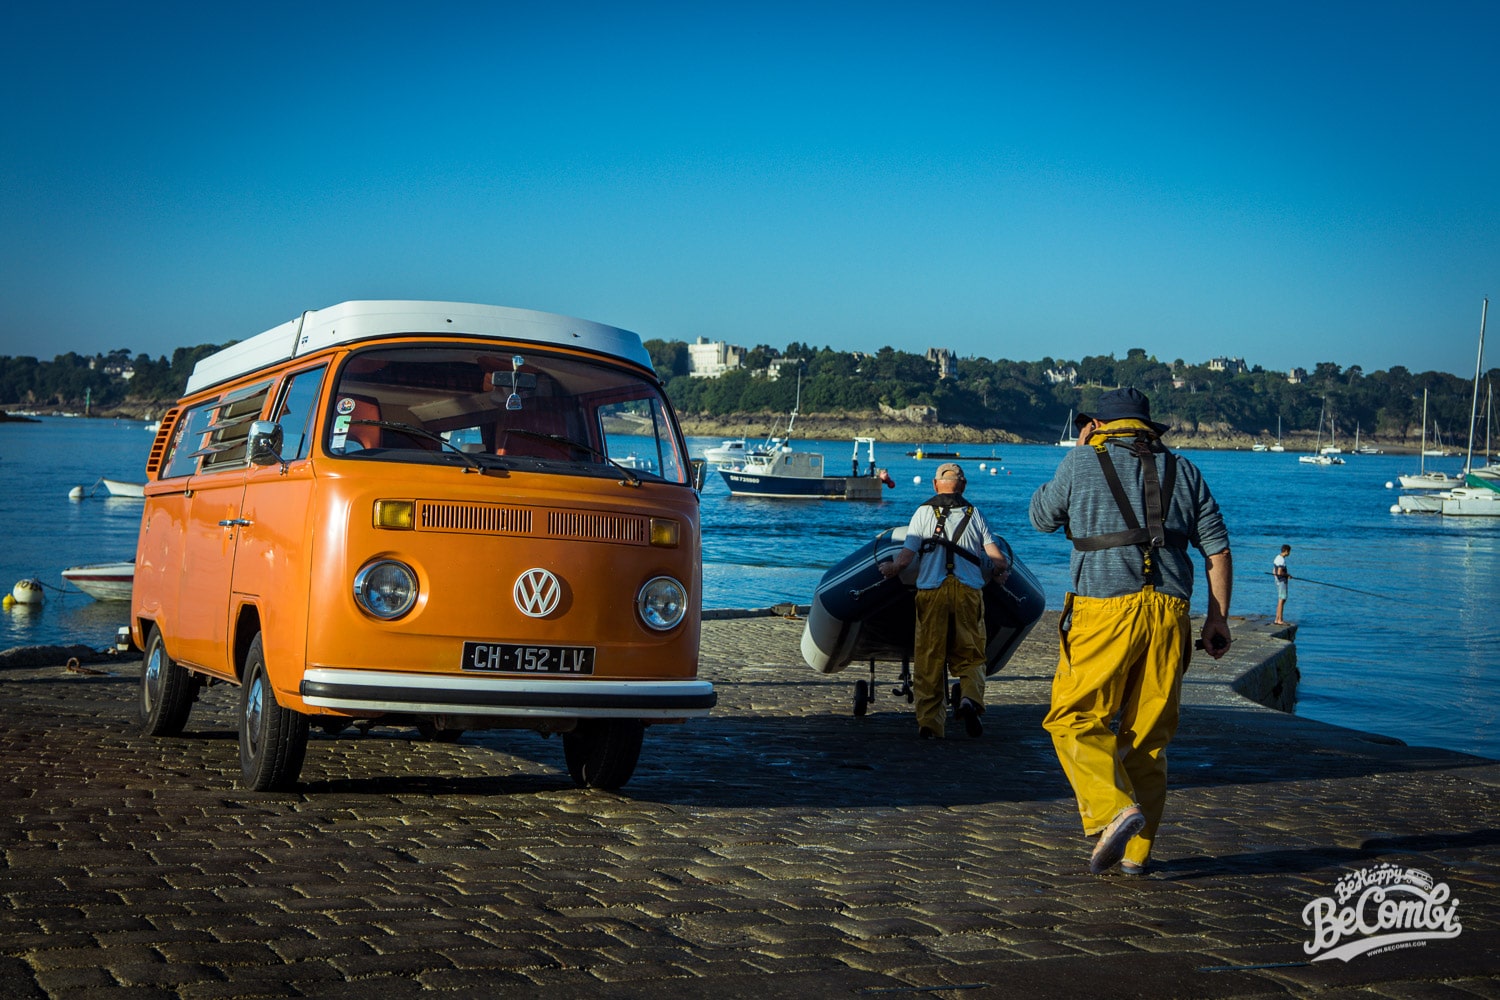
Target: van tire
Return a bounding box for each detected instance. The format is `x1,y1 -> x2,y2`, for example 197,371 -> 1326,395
139,625 -> 194,736
238,634 -> 309,792
563,719 -> 644,790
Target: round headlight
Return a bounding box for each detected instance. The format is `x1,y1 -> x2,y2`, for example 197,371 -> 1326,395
353,560 -> 419,619
637,575 -> 688,631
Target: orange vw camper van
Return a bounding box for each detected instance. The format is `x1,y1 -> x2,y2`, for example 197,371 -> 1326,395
131,301 -> 713,791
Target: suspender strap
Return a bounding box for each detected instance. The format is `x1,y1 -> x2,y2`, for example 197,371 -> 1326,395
920,504 -> 984,572
1069,441 -> 1189,555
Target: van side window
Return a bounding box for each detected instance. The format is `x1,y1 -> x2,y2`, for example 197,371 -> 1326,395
272,367 -> 327,461
195,381 -> 274,472
160,402 -> 219,479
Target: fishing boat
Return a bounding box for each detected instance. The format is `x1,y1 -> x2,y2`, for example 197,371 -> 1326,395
1397,389 -> 1462,489
719,436 -> 889,499
61,561 -> 135,601
717,374 -> 890,500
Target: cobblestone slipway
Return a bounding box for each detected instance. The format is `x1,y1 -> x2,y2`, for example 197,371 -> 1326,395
1,614 -> 1495,998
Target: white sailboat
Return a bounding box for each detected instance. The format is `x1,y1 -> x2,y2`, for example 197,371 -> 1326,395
1319,415 -> 1343,455
1269,416 -> 1285,452
1441,298 -> 1500,516
1056,410 -> 1078,447
1298,399 -> 1344,465
1397,388 -> 1463,489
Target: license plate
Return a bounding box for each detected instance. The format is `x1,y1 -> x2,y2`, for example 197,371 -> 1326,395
461,641 -> 595,675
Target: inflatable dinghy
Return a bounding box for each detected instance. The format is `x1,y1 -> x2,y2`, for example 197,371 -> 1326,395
800,526 -> 1046,714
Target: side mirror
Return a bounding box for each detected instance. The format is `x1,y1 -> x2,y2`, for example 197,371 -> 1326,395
248,420 -> 286,467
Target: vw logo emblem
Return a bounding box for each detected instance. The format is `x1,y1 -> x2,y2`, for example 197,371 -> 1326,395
513,568 -> 562,618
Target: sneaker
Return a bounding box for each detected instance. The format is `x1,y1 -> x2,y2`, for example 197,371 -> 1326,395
1120,860 -> 1149,877
1089,806 -> 1146,875
955,697 -> 983,738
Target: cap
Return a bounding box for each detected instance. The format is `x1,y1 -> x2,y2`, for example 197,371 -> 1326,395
934,462 -> 965,481
1075,387 -> 1171,435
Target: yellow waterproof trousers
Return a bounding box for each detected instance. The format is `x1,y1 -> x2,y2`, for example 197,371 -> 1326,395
913,575 -> 987,737
1042,587 -> 1191,867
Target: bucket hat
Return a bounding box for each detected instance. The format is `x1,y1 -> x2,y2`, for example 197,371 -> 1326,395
1076,387 -> 1170,435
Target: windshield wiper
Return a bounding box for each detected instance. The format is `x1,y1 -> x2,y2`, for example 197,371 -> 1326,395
349,419 -> 486,473
503,429 -> 642,487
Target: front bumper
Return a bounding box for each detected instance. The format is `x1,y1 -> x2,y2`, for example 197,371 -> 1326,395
299,668 -> 716,718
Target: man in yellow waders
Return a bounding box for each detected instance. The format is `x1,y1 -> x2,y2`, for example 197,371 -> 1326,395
1029,388 -> 1233,876
879,463 -> 1009,739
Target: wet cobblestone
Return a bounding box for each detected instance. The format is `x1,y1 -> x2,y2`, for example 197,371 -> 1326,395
1,613 -> 1496,998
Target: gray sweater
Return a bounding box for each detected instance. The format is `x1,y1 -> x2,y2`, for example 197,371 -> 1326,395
1029,439 -> 1230,601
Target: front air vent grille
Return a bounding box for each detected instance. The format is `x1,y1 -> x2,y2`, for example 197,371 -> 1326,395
420,503 -> 531,534
413,502 -> 644,543
548,510 -> 648,543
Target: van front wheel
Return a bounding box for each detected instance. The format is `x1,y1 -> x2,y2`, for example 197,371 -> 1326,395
562,719 -> 644,790
238,634 -> 309,792
139,626 -> 194,737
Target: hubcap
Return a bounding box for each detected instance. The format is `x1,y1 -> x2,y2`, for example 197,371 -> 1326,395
143,647 -> 162,709
245,674 -> 264,753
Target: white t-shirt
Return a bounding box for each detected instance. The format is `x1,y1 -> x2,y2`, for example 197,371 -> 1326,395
1273,553 -> 1288,577
902,501 -> 997,591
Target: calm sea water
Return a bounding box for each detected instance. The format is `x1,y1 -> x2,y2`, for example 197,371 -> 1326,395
1,418 -> 1495,760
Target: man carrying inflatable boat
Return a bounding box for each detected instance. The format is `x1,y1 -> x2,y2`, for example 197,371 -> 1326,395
876,463 -> 1008,739
799,466 -> 1048,727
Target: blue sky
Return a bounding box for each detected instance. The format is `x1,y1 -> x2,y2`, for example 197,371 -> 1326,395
3,1 -> 1498,377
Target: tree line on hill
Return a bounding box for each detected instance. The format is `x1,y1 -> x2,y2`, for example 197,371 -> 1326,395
646,342 -> 1496,444
2,341 -> 1494,446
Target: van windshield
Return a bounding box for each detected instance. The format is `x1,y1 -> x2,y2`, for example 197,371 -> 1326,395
325,345 -> 688,484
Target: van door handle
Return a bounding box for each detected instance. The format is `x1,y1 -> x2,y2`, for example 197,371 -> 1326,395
218,518 -> 251,527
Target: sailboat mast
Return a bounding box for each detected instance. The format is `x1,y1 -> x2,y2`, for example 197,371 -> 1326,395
1419,388 -> 1428,475
1463,298 -> 1488,476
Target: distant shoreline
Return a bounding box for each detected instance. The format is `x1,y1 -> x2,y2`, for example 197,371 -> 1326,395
1,405 -> 1437,455
679,413 -> 1428,454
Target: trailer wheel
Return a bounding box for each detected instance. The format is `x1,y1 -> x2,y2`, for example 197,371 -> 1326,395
853,679 -> 871,717
563,719 -> 644,790
139,625 -> 194,737
238,634 -> 309,792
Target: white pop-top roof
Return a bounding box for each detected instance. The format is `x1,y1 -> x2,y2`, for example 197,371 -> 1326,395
184,300 -> 655,395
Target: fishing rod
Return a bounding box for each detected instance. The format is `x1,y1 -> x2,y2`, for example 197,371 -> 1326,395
1265,571 -> 1394,601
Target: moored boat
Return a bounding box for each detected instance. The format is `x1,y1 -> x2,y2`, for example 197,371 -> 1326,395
702,437 -> 751,464
101,478 -> 145,498
62,561 -> 135,601
1056,410 -> 1078,447
719,437 -> 890,500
